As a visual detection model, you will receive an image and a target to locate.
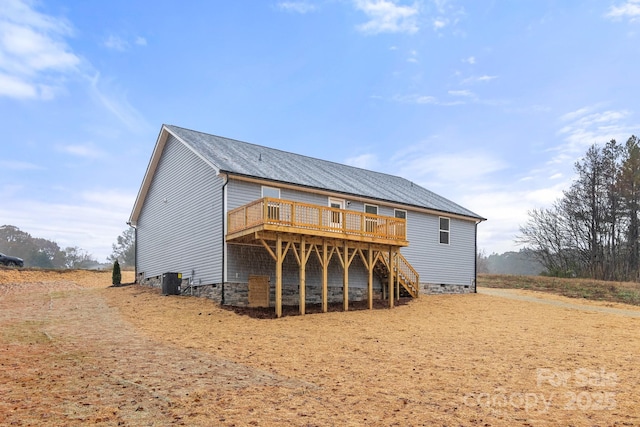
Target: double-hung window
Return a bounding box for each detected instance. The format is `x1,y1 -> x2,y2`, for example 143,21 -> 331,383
364,204 -> 378,233
262,186 -> 281,221
439,217 -> 450,245
394,209 -> 407,237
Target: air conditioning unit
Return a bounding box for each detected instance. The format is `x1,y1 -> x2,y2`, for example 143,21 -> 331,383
161,272 -> 182,295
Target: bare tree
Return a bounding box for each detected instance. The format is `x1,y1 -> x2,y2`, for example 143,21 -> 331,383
618,136 -> 640,279
519,137 -> 640,281
64,246 -> 96,269
108,227 -> 135,267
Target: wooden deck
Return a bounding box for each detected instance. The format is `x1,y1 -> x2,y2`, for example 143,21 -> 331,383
227,197 -> 409,246
227,198 -> 417,318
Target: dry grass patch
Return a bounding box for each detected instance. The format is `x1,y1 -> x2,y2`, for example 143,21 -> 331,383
478,273 -> 640,306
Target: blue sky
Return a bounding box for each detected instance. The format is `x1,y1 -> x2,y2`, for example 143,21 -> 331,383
1,0 -> 639,261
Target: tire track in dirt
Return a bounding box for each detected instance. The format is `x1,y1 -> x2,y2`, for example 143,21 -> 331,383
0,281 -> 316,426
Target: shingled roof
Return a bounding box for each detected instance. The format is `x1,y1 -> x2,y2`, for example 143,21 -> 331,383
160,125 -> 483,220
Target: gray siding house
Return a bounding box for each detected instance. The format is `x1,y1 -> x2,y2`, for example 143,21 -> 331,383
129,125 -> 485,316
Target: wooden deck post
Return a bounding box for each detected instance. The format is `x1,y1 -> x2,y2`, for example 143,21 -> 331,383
322,240 -> 328,312
388,247 -> 394,308
343,241 -> 349,311
395,252 -> 400,301
276,235 -> 283,318
368,246 -> 373,310
299,236 -> 306,316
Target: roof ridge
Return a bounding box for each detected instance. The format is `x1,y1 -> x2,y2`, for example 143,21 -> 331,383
164,124 -> 417,185
163,124 -> 484,220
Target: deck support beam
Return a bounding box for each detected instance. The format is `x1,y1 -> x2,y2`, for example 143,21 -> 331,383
336,242 -> 358,312
356,247 -> 374,310
322,241 -> 328,312
396,251 -> 400,300
388,247 -> 395,308
240,232 -> 415,316
298,236 -> 307,315
368,247 -> 373,310
276,235 -> 283,318
343,242 -> 349,311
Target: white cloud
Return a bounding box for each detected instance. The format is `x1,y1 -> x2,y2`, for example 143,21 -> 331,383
0,72 -> 36,97
0,190 -> 136,260
463,56 -> 475,64
461,74 -> 498,84
88,72 -> 150,133
277,2 -> 318,13
606,0 -> 640,21
391,146 -> 507,188
345,153 -> 379,169
466,184 -> 568,254
478,75 -> 498,82
58,143 -> 107,159
429,0 -> 465,33
448,89 -> 473,97
555,107 -> 636,160
104,34 -> 128,51
393,94 -> 464,107
0,159 -> 40,170
354,0 -> 420,34
104,34 -> 148,51
0,0 -> 80,99
432,18 -> 447,29
394,93 -> 437,104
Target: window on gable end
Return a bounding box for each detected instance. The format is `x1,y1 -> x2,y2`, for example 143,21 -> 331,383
439,217 -> 450,245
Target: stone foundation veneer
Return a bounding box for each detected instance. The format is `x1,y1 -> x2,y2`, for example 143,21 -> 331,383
420,282 -> 475,294
139,275 -> 474,306
140,276 -> 382,307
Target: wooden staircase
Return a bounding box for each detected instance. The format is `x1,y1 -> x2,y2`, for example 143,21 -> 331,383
374,252 -> 419,298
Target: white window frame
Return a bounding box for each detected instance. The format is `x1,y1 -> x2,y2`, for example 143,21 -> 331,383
262,186 -> 281,221
261,185 -> 280,199
364,204 -> 378,233
439,216 -> 450,245
393,209 -> 408,238
328,197 -> 345,228
364,204 -> 378,215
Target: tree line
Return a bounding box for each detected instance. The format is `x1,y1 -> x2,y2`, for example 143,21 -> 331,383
0,225 -> 135,269
519,135 -> 640,281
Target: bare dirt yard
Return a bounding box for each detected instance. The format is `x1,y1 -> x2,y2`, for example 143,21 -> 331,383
1,269 -> 640,426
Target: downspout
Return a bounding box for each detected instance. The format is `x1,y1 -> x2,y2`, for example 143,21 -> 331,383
127,221 -> 137,283
474,221 -> 478,293
221,173 -> 229,305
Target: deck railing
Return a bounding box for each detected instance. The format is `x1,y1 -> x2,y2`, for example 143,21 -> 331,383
380,251 -> 420,297
228,197 -> 407,242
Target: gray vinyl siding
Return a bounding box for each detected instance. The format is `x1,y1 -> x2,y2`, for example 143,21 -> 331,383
401,213 -> 476,286
226,178 -> 379,289
225,177 -> 476,288
137,135 -> 223,285
226,178 -> 327,210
